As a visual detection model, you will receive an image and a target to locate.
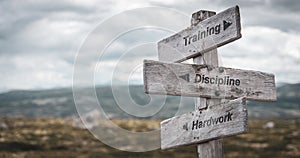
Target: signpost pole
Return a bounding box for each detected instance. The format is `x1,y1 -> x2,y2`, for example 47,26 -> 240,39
191,10 -> 224,158
145,5 -> 276,157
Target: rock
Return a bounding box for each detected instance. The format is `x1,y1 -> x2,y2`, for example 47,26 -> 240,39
292,131 -> 299,137
0,122 -> 8,129
263,121 -> 275,129
72,110 -> 101,129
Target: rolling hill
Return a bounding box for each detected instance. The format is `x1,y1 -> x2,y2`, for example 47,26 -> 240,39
0,84 -> 299,119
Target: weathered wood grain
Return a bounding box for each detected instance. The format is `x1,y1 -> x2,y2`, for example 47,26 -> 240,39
143,60 -> 276,102
158,6 -> 241,63
191,10 -> 224,158
161,97 -> 248,150
197,139 -> 223,158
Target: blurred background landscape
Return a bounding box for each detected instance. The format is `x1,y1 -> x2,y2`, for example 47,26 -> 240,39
0,83 -> 299,157
1,0 -> 300,157
0,83 -> 300,119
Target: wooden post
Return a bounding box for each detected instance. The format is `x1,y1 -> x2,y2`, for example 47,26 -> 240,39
192,10 -> 224,158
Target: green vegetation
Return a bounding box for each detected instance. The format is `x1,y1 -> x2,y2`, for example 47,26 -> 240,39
0,118 -> 299,158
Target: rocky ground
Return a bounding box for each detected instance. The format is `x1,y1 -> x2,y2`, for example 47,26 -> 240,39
0,118 -> 299,158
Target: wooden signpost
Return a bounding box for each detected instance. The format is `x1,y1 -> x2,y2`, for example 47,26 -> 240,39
144,60 -> 276,101
161,97 -> 248,149
142,5 -> 277,158
158,6 -> 241,63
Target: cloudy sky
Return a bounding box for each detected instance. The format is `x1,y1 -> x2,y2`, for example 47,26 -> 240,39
1,0 -> 300,92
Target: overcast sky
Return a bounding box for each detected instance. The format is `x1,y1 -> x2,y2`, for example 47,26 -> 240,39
1,0 -> 300,92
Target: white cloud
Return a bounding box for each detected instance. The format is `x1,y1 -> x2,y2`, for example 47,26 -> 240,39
0,54 -> 72,91
1,0 -> 300,92
221,26 -> 300,83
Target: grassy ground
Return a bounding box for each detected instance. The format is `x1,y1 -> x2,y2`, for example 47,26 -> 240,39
0,118 -> 299,158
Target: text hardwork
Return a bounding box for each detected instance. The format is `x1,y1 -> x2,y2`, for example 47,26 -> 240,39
192,112 -> 233,130
194,74 -> 241,86
183,24 -> 221,46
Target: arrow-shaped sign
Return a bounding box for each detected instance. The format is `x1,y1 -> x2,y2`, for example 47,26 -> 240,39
161,97 -> 248,149
144,60 -> 277,102
158,6 -> 241,63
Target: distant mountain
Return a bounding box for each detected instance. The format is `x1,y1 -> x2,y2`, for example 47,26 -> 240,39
0,86 -> 194,119
0,88 -> 75,118
247,83 -> 300,118
276,82 -> 289,87
0,84 -> 299,119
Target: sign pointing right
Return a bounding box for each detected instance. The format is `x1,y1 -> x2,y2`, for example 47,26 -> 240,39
158,6 -> 241,63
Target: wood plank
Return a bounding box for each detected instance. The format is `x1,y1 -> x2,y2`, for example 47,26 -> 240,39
143,60 -> 276,102
158,6 -> 241,63
160,97 -> 248,150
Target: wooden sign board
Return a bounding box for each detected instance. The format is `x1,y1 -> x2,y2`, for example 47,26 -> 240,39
144,60 -> 276,102
161,97 -> 248,150
158,6 -> 241,63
